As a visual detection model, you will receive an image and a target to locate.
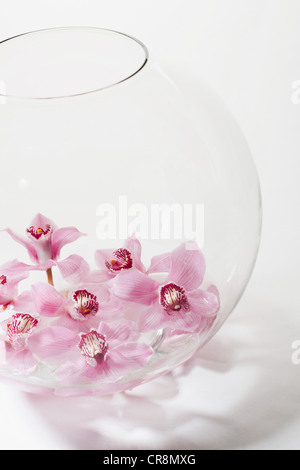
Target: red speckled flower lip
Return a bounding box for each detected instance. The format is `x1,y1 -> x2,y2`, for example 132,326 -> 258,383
72,289 -> 99,317
79,330 -> 108,362
159,283 -> 190,314
6,313 -> 38,351
105,248 -> 133,273
27,224 -> 53,240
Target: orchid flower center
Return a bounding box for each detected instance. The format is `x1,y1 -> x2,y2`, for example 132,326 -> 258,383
105,248 -> 133,272
72,289 -> 99,317
27,224 -> 53,240
6,313 -> 38,350
78,330 -> 108,365
159,283 -> 190,314
0,275 -> 7,286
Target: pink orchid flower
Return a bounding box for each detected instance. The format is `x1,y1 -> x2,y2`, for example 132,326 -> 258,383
31,280 -> 121,333
0,259 -> 35,311
28,320 -> 153,385
3,213 -> 85,270
95,235 -> 146,280
109,242 -> 220,333
0,313 -> 39,374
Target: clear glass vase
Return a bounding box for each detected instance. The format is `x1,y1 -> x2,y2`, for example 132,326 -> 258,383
0,27 -> 261,396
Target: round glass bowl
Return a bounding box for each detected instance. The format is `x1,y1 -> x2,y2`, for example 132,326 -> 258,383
0,27 -> 261,396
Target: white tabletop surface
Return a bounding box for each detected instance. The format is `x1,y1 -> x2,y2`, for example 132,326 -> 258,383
0,0 -> 299,450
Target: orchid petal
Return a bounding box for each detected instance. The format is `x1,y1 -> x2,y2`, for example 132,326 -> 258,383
168,313 -> 217,336
166,309 -> 209,333
0,259 -> 33,277
32,283 -> 66,316
94,249 -> 114,270
13,290 -> 36,314
207,285 -> 221,313
45,259 -> 57,271
51,227 -> 85,260
56,254 -> 90,284
30,213 -> 57,232
28,326 -> 78,365
84,270 -> 110,284
138,303 -> 166,331
56,357 -> 117,384
0,285 -> 17,307
188,288 -> 220,317
51,313 -> 100,333
165,242 -> 206,291
109,270 -> 159,305
85,283 -> 110,303
98,296 -> 125,321
0,277 -> 27,307
2,228 -> 39,264
125,236 -> 146,273
147,251 -> 171,274
55,358 -> 90,384
115,342 -> 153,365
138,296 -> 216,333
5,347 -> 37,375
98,320 -> 138,346
104,348 -> 149,381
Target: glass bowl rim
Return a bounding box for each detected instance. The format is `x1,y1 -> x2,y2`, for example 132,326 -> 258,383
0,26 -> 149,101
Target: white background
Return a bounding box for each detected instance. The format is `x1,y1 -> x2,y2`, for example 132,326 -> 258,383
0,0 -> 299,450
